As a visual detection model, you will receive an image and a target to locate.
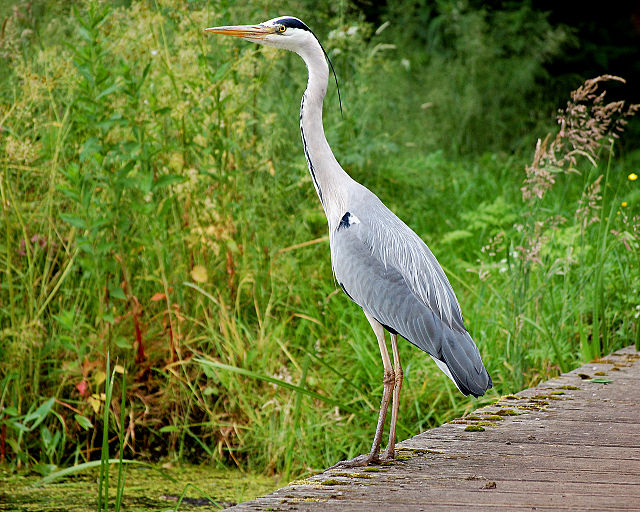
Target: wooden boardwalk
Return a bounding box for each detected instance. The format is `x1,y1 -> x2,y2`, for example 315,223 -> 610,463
227,346 -> 640,511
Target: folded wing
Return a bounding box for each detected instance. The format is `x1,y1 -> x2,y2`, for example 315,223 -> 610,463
331,194 -> 491,397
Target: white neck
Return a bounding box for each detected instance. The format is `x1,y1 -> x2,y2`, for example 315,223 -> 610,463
295,37 -> 352,228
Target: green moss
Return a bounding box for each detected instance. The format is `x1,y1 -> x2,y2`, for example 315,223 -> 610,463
479,414 -> 505,421
495,408 -> 519,416
290,479 -> 320,487
362,467 -> 382,472
320,479 -> 351,486
464,425 -> 485,432
330,472 -> 372,479
558,385 -> 580,390
0,464 -> 277,512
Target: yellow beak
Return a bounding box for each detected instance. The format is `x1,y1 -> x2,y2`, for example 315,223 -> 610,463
204,24 -> 275,40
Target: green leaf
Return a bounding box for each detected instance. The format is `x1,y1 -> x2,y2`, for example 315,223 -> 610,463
77,26 -> 92,43
24,397 -> 55,431
154,174 -> 186,189
11,421 -> 30,433
57,186 -> 80,202
587,378 -> 612,384
38,460 -> 153,486
109,284 -> 127,300
3,406 -> 19,417
96,82 -> 119,100
114,336 -> 132,349
60,214 -> 86,229
40,425 -> 52,446
80,137 -> 102,162
159,425 -> 180,433
53,310 -> 76,331
74,414 -> 93,430
120,141 -> 141,157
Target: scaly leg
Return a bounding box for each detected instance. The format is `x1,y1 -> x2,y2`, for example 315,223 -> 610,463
380,333 -> 402,460
330,312 -> 394,468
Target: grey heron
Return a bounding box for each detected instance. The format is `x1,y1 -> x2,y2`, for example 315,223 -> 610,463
205,16 -> 492,467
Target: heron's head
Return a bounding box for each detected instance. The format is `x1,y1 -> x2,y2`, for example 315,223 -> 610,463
204,16 -> 316,54
205,16 -> 342,113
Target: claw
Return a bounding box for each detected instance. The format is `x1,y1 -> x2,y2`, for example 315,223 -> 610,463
329,453 -> 380,469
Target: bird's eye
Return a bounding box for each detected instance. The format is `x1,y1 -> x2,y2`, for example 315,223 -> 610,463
277,25 -> 286,34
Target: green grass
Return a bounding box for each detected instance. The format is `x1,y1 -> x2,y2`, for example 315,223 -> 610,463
1,0 -> 639,488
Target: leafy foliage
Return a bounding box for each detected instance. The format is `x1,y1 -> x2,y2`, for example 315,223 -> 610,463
1,0 -> 639,482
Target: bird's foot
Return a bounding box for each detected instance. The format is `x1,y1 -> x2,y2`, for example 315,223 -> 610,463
377,448 -> 395,462
328,453 -> 380,469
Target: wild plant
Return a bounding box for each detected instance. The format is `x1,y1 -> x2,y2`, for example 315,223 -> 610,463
1,0 -> 639,486
470,75 -> 639,386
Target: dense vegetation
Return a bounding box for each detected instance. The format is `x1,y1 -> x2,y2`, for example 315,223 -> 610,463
1,0 -> 639,484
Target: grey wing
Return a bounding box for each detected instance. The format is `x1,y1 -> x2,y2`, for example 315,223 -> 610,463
332,202 -> 492,397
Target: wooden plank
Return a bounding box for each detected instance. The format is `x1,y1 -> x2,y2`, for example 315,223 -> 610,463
400,438 -> 640,461
227,346 -> 640,511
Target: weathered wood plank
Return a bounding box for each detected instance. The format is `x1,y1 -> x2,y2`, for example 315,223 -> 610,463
226,346 -> 640,512
404,438 -> 640,461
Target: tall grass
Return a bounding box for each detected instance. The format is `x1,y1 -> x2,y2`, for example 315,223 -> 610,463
1,0 -> 639,481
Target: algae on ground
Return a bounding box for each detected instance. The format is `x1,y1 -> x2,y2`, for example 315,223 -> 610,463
0,464 -> 279,512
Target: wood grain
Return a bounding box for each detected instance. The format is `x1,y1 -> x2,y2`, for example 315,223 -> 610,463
227,346 -> 640,511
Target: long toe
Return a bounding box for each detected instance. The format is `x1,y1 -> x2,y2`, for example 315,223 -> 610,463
328,453 -> 379,469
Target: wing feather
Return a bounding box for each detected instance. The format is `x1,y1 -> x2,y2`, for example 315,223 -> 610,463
332,191 -> 465,334
331,210 -> 492,397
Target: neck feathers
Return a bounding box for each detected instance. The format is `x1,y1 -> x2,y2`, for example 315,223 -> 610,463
296,37 -> 351,227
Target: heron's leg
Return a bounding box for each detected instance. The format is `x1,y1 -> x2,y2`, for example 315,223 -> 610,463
329,312 -> 394,469
380,333 -> 402,460
364,312 -> 394,459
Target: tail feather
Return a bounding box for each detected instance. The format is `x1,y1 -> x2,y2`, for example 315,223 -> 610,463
439,330 -> 492,397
